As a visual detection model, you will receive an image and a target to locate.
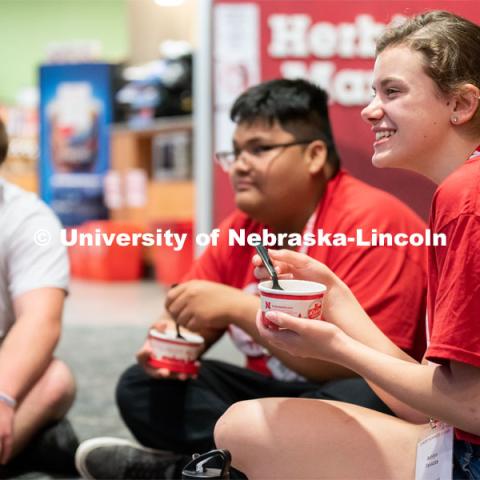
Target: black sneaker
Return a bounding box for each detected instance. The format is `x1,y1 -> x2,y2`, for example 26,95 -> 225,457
75,437 -> 190,479
13,417 -> 79,476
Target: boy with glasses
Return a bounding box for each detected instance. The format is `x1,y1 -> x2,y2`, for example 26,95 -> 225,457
76,79 -> 428,480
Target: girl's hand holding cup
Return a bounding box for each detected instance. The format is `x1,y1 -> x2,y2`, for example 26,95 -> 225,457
253,250 -> 365,331
255,308 -> 347,363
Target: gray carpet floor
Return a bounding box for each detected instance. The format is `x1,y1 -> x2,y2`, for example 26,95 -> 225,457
57,324 -> 145,443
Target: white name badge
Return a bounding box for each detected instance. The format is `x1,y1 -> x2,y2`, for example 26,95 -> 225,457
415,423 -> 454,480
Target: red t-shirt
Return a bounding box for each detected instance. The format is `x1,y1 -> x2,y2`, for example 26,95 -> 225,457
184,170 -> 427,379
426,154 -> 480,444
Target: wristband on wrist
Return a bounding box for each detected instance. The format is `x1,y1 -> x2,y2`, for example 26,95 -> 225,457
0,392 -> 17,409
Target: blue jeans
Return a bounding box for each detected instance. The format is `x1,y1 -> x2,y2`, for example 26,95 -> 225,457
453,440 -> 480,479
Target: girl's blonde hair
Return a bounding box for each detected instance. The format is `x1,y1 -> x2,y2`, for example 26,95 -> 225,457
377,10 -> 480,132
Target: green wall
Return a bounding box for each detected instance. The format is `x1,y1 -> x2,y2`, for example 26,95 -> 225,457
0,0 -> 128,104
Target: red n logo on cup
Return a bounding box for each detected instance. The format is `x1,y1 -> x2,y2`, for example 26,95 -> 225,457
308,302 -> 323,319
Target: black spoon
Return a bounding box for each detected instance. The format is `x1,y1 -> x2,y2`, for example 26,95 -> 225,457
254,245 -> 283,290
175,321 -> 186,341
170,284 -> 186,340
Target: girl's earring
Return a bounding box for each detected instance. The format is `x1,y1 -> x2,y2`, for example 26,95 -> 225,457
452,116 -> 458,124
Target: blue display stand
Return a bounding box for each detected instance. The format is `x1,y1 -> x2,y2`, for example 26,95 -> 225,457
39,63 -> 117,226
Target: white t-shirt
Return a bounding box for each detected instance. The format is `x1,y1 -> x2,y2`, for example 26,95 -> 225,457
0,179 -> 69,340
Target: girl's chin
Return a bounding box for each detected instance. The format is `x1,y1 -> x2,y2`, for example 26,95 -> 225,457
371,152 -> 399,169
372,157 -> 387,168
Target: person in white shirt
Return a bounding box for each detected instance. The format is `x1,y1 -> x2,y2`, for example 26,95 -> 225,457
0,119 -> 77,475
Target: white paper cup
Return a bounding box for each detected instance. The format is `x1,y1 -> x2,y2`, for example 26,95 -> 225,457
148,328 -> 204,374
258,279 -> 327,329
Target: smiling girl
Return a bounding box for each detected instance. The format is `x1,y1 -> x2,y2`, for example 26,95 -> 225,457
214,10 -> 480,479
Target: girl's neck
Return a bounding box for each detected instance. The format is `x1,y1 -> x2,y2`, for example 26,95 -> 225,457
420,137 -> 480,184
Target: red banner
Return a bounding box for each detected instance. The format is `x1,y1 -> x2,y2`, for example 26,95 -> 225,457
213,1 -> 480,224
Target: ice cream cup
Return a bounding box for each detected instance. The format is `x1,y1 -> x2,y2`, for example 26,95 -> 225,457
148,328 -> 204,375
258,279 -> 327,329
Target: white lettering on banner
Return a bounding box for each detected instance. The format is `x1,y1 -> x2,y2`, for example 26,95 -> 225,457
357,14 -> 386,57
280,61 -> 334,91
268,14 -> 311,57
337,23 -> 356,57
268,14 -> 388,59
268,13 -> 406,106
309,22 -> 337,57
280,61 -> 373,105
333,69 -> 373,106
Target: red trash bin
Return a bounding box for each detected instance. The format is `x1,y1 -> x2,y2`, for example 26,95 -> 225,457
70,221 -> 144,281
87,221 -> 144,281
152,220 -> 194,285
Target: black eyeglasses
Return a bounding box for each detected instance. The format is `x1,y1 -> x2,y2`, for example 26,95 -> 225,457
215,139 -> 322,172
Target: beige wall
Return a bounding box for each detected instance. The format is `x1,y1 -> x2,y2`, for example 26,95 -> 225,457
127,0 -> 197,64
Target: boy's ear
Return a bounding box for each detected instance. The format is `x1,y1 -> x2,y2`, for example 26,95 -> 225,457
305,140 -> 328,175
450,83 -> 480,125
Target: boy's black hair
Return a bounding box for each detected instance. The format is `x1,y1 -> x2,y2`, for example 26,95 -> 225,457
0,119 -> 7,166
230,78 -> 340,172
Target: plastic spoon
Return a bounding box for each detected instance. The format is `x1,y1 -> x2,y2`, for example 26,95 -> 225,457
170,284 -> 186,340
254,245 -> 283,290
175,322 -> 186,341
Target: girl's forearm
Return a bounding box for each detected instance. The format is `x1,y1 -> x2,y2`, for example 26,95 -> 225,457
335,334 -> 480,432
